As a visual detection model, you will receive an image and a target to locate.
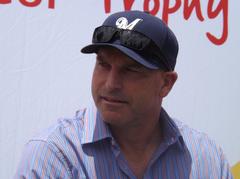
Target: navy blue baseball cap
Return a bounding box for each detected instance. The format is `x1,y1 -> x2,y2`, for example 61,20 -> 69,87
81,10 -> 179,71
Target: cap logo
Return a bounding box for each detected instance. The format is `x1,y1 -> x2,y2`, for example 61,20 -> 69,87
116,17 -> 143,30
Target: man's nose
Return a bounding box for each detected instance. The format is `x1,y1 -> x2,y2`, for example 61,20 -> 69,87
105,68 -> 123,90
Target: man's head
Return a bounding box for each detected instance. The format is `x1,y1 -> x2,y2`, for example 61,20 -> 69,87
81,11 -> 178,127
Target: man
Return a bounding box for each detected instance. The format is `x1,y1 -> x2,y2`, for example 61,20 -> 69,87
15,10 -> 233,178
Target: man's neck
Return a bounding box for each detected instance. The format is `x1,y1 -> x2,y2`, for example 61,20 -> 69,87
110,120 -> 162,152
109,118 -> 163,178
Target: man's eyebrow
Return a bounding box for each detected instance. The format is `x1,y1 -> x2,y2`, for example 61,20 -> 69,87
125,62 -> 146,69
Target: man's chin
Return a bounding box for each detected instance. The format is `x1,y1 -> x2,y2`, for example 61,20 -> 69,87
100,110 -> 126,126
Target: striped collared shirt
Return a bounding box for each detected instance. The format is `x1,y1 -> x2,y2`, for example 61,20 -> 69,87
15,105 -> 233,178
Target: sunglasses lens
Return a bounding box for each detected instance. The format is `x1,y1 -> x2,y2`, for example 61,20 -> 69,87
93,26 -> 151,51
93,26 -> 116,43
120,30 -> 150,50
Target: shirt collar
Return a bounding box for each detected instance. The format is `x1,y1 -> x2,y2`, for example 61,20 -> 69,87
160,108 -> 185,151
81,106 -> 112,145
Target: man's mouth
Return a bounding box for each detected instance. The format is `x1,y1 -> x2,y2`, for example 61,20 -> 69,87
101,96 -> 128,104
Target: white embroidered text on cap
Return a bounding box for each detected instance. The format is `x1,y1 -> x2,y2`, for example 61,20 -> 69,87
116,17 -> 143,30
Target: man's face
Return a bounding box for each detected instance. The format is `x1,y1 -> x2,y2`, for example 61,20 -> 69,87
91,47 -> 171,128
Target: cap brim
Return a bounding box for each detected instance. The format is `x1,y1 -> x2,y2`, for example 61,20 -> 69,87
81,43 -> 158,69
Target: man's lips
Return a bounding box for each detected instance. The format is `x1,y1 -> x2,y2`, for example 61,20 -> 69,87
100,96 -> 128,104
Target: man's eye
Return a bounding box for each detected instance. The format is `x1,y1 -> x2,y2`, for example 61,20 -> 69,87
126,67 -> 143,73
127,68 -> 138,72
98,61 -> 110,68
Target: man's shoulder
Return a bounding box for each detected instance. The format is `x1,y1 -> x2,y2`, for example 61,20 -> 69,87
28,107 -> 89,148
174,119 -> 225,165
14,107 -> 93,178
174,119 -> 219,148
173,119 -> 233,178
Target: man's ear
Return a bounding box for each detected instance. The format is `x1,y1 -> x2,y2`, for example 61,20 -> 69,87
159,71 -> 178,98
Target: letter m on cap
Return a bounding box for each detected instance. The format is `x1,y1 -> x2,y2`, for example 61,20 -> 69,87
116,17 -> 143,30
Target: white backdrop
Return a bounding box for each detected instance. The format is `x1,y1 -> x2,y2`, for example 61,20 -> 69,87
0,1 -> 239,178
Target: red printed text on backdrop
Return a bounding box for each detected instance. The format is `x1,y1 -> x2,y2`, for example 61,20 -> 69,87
0,0 -> 228,45
0,0 -> 54,9
105,0 -> 228,46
